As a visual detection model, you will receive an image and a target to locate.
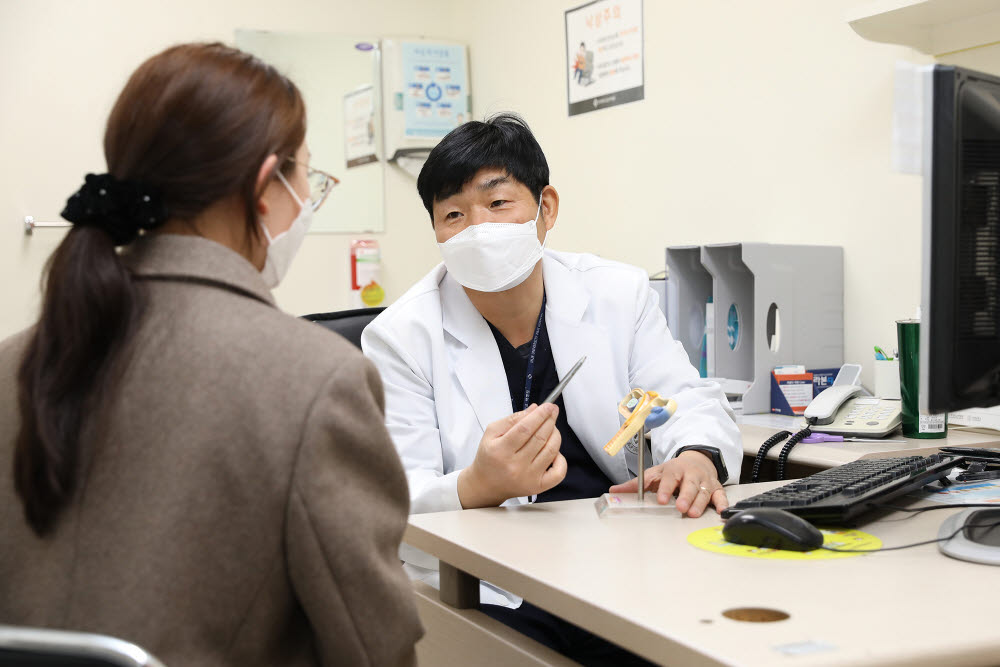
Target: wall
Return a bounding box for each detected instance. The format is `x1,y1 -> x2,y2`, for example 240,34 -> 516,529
449,0 -> 1000,388
3,0 -> 998,389
0,0 -> 453,338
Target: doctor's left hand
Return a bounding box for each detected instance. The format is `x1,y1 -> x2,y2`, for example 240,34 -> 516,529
607,450 -> 727,518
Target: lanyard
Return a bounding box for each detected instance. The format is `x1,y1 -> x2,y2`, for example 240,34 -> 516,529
521,292 -> 547,411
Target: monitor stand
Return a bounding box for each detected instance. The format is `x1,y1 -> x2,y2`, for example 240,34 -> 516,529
938,508 -> 1000,565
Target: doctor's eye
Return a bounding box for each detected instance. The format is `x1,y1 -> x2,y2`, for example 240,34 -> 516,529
444,211 -> 463,220
490,200 -> 508,208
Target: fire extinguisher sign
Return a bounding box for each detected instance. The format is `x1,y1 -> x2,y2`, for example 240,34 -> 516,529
350,239 -> 385,308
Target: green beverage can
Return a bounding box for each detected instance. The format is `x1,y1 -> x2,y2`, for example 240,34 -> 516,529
896,319 -> 947,438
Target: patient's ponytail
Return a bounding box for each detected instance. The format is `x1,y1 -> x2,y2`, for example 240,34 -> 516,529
15,221 -> 146,534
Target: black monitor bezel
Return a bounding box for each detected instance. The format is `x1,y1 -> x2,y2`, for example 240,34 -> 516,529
922,65 -> 1000,414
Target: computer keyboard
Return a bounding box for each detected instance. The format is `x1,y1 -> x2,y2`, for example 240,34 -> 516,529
721,454 -> 961,524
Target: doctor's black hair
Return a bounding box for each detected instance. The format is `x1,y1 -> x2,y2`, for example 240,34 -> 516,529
416,112 -> 549,223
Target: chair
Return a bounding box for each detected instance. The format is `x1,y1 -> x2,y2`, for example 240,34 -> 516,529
302,307 -> 386,349
0,625 -> 166,666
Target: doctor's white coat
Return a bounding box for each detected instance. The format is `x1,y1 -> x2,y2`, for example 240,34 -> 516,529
362,250 -> 742,606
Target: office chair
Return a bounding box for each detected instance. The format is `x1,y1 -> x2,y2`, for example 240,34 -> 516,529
302,307 -> 386,349
0,625 -> 166,666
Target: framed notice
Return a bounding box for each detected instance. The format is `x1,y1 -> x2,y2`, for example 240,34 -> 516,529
401,42 -> 468,137
344,85 -> 378,168
565,0 -> 644,116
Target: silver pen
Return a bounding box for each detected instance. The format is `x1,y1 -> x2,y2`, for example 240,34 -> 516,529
541,356 -> 586,405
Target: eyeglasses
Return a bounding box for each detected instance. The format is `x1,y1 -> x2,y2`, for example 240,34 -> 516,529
286,158 -> 339,211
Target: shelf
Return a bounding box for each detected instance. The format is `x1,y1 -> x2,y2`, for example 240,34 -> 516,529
848,0 -> 1000,56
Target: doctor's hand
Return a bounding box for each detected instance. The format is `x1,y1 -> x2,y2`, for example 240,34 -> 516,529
457,404 -> 567,509
607,450 -> 728,518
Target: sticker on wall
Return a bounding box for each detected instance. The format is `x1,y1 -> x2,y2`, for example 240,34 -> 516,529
565,0 -> 644,116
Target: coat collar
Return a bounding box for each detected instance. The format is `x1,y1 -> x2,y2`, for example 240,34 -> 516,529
439,267 -> 510,430
439,252 -> 627,481
541,255 -> 626,481
122,233 -> 276,307
540,252 -> 589,325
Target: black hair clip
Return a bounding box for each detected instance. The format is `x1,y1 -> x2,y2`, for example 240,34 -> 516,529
61,173 -> 168,245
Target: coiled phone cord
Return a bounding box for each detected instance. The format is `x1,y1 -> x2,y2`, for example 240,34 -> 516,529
776,422 -> 816,480
751,430 -> 791,483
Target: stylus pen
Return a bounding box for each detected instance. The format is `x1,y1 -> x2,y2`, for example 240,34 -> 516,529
541,356 -> 586,405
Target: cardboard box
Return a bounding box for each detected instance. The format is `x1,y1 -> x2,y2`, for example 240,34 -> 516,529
771,371 -> 814,416
771,367 -> 841,416
810,368 -> 840,397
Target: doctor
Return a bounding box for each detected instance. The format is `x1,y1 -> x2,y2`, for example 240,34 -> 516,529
362,113 -> 741,661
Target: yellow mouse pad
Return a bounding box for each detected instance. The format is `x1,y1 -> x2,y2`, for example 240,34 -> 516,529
687,525 -> 881,560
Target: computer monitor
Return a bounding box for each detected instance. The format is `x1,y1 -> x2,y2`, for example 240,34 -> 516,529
921,64 -> 1000,414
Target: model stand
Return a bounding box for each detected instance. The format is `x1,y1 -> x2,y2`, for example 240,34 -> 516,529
596,391 -> 676,516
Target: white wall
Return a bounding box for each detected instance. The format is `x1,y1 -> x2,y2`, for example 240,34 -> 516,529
3,0 -> 998,389
0,0 -> 453,337
449,0 -> 1000,388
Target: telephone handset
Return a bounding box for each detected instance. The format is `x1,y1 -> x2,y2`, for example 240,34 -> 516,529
799,364 -> 902,438
803,385 -> 866,424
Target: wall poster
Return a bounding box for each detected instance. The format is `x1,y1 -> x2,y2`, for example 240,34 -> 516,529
565,0 -> 644,116
401,42 -> 468,137
344,85 -> 378,168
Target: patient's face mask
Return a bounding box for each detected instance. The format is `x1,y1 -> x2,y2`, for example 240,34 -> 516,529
260,171 -> 313,289
437,199 -> 546,293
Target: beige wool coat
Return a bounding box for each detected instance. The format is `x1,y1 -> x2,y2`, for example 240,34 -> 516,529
0,233 -> 422,666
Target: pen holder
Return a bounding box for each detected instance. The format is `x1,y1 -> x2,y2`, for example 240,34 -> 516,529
874,359 -> 901,400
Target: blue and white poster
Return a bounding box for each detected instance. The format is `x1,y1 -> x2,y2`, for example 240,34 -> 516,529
402,42 -> 468,138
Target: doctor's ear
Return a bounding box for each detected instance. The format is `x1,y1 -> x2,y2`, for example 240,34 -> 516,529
539,185 -> 559,231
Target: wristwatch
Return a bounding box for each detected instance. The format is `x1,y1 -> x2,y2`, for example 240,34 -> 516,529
674,445 -> 729,484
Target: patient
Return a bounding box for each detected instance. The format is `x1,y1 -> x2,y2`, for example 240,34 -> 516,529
0,42 -> 422,666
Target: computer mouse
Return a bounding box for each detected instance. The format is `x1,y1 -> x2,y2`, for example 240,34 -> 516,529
722,508 -> 824,552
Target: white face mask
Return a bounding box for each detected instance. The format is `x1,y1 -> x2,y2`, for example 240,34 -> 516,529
437,199 -> 546,293
260,171 -> 313,289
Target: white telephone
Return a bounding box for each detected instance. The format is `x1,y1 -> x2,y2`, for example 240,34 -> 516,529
800,364 -> 902,438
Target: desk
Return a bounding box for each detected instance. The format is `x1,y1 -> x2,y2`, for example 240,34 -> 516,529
739,423 -> 1000,474
407,481 -> 1000,666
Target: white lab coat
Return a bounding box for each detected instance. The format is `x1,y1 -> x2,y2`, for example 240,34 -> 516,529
362,250 -> 742,607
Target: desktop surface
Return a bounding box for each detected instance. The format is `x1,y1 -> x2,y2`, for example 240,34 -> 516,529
406,482 -> 1000,666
